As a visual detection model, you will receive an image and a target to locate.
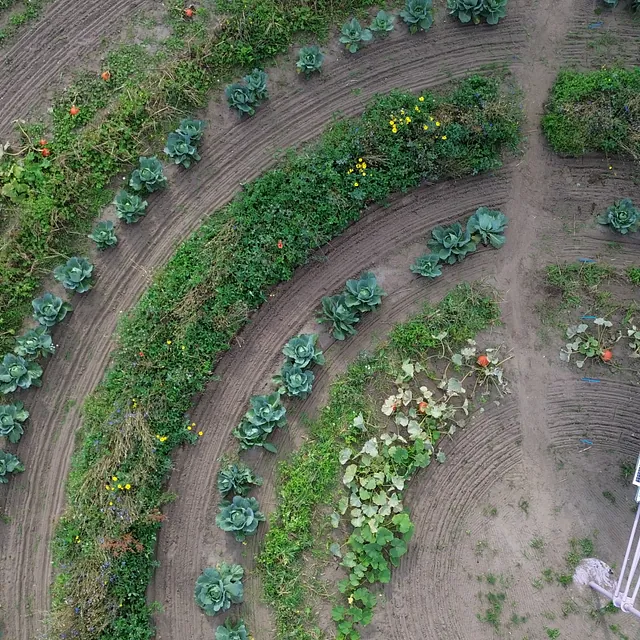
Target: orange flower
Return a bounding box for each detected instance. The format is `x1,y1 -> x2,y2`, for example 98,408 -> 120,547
69,105 -> 80,116
101,70 -> 111,82
418,401 -> 429,413
41,148 -> 51,157
184,6 -> 194,17
38,138 -> 47,147
277,240 -> 284,249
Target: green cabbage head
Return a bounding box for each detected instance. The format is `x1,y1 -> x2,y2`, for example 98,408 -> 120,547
164,132 -> 201,168
400,0 -> 434,33
297,45 -> 324,77
466,207 -> 508,248
176,118 -> 205,142
53,257 -> 94,293
483,0 -> 508,24
597,199 -> 639,235
0,401 -> 29,443
194,564 -> 244,616
428,222 -> 477,264
319,294 -> 359,341
217,462 -> 263,497
339,17 -> 373,53
369,10 -> 395,34
113,190 -> 148,224
14,326 -> 55,358
129,156 -> 167,193
32,293 -> 72,327
215,619 -> 249,640
273,362 -> 315,399
282,333 -> 325,368
216,495 -> 266,541
88,220 -> 118,249
411,254 -> 442,278
344,272 -> 385,313
0,353 -> 43,393
225,83 -> 257,116
0,451 -> 25,484
243,69 -> 269,102
447,0 -> 486,23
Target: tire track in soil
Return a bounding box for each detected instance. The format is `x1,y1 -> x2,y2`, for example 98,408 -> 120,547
0,0 -> 160,137
0,12 -> 526,640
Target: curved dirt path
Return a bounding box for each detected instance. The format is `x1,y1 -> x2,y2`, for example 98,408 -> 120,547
0,11 -> 526,640
0,0 -> 160,137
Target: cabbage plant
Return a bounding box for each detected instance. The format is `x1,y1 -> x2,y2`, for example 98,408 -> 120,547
217,462 -> 263,497
215,619 -> 249,640
597,199 -> 639,235
194,564 -> 244,615
113,190 -> 148,223
244,69 -> 268,102
483,0 -> 508,23
339,18 -> 373,53
129,156 -> 167,193
273,362 -> 315,398
0,353 -> 43,393
369,10 -> 396,34
466,207 -> 508,248
226,83 -> 257,115
428,222 -> 477,264
176,118 -> 205,142
411,254 -> 442,278
53,257 -> 94,293
88,220 -> 118,249
447,0 -> 485,23
319,294 -> 359,340
14,326 -> 55,358
297,45 -> 324,77
216,495 -> 266,541
633,0 -> 639,12
0,451 -> 24,483
282,333 -> 325,368
400,0 -> 434,33
0,401 -> 29,443
345,272 -> 385,312
233,393 -> 286,452
32,293 -> 72,327
164,132 -> 201,168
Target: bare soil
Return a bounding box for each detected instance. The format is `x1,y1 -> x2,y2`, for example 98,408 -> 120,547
0,0 -> 639,639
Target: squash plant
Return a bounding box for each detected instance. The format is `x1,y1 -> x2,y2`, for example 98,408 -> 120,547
560,317 -> 618,368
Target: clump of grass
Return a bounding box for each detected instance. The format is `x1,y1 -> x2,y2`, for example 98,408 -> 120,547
545,263 -> 615,308
628,267 -> 640,287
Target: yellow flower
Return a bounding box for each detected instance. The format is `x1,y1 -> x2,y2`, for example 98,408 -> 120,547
191,422 -> 196,426
419,96 -> 425,102
348,595 -> 354,604
117,484 -> 123,489
105,484 -> 111,490
436,121 -> 441,127
423,125 -> 428,130
198,431 -> 204,436
400,109 -> 405,114
358,158 -> 363,162
109,502 -> 113,506
125,484 -> 131,490
166,340 -> 172,345
414,106 -> 420,112
361,162 -> 367,169
442,136 -> 447,140
112,476 -> 118,482
392,127 -> 397,133
405,117 -> 411,123
362,172 -> 367,176
187,426 -> 192,431
353,182 -> 359,187
389,120 -> 394,126
429,116 -> 434,121
608,165 -> 613,170
181,345 -> 186,350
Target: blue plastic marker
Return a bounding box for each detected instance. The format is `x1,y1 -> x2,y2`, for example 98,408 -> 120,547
581,439 -> 594,445
588,21 -> 603,29
581,377 -> 601,383
581,315 -> 596,320
578,258 -> 596,263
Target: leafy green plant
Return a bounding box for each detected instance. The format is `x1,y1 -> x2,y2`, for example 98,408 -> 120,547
411,254 -> 442,278
602,0 -> 618,6
0,353 -> 43,393
217,462 -> 263,497
225,83 -> 257,115
164,132 -> 201,168
296,45 -> 324,77
319,294 -> 360,340
632,0 -> 640,11
400,0 -> 434,33
176,118 -> 205,142
216,495 -> 266,541
0,450 -> 24,483
129,156 -> 167,193
194,564 -> 244,615
0,401 -> 29,443
215,618 -> 249,640
273,362 -> 315,398
88,220 -> 118,249
339,17 -> 373,53
233,393 -> 287,452
447,0 -> 486,24
628,324 -> 640,356
428,222 -> 477,263
560,318 -> 617,368
53,257 -> 94,293
369,10 -> 395,34
14,326 -> 55,358
597,199 -> 639,235
113,190 -> 148,223
32,293 -> 71,327
282,333 -> 325,368
244,68 -> 269,102
345,272 -> 385,313
483,0 -> 508,23
467,207 -> 508,248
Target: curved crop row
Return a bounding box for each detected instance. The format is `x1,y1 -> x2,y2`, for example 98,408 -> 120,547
49,76 -> 521,640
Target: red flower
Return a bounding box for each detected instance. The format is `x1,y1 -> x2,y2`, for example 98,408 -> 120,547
277,240 -> 284,249
139,351 -> 144,357
41,148 -> 51,157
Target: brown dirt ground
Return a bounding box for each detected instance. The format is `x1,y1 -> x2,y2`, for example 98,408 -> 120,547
0,0 -> 639,639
